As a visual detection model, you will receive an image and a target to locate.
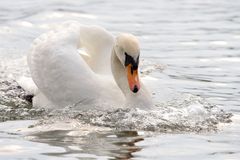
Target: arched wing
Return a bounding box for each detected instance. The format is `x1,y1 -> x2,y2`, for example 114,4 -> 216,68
28,25 -> 100,106
78,25 -> 114,74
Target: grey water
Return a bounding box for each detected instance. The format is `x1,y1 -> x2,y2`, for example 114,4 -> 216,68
0,0 -> 240,159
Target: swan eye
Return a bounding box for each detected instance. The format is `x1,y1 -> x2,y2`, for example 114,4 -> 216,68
125,52 -> 139,70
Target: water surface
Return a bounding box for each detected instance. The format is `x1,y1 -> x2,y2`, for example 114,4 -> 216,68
0,0 -> 240,159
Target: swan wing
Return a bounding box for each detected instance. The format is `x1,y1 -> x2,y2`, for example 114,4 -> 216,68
28,26 -> 100,107
78,24 -> 114,74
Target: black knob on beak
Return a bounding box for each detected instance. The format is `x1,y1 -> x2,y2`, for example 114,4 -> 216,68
133,85 -> 139,93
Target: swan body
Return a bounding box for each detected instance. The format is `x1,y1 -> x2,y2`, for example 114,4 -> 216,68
25,22 -> 152,109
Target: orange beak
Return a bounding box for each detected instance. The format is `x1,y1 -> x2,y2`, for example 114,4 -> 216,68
126,64 -> 140,93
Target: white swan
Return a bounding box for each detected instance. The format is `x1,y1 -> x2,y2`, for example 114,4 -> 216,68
21,22 -> 152,109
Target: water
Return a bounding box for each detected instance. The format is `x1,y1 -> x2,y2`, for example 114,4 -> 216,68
0,0 -> 240,159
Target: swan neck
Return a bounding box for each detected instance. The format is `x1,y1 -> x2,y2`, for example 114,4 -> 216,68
111,47 -> 153,108
111,48 -> 129,96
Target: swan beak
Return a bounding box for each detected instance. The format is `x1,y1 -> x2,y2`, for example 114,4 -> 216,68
126,64 -> 140,93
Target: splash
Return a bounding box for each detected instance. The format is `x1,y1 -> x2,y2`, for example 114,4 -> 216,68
0,77 -> 232,133
36,94 -> 231,133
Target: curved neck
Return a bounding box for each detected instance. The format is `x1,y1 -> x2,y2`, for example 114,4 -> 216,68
111,48 -> 129,96
111,47 -> 153,108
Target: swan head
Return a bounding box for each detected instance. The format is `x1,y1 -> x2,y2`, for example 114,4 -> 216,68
114,33 -> 140,93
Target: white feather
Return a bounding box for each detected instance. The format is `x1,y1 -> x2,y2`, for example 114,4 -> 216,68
25,21 -> 152,109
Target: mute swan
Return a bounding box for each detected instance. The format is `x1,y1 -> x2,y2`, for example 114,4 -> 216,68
21,22 -> 152,109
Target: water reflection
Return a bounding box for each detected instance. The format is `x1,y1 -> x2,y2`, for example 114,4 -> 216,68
28,130 -> 144,159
